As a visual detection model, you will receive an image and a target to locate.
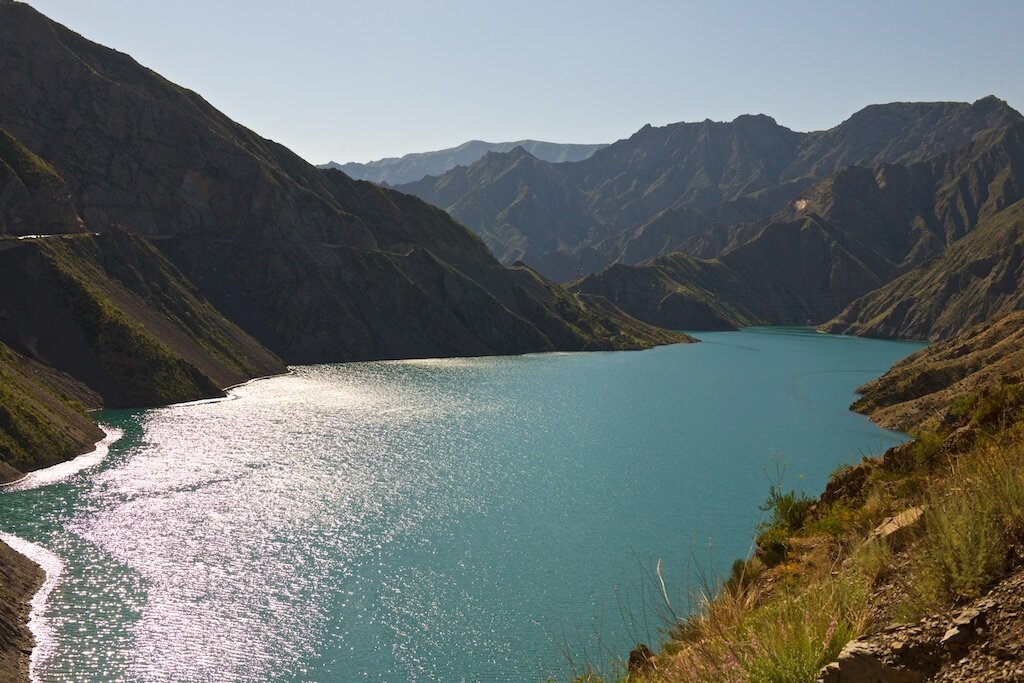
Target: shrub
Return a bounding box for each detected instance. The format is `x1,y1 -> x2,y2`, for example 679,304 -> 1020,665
758,461 -> 813,534
914,493 -> 1005,605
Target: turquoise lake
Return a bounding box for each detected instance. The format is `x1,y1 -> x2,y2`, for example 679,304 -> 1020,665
0,328 -> 924,682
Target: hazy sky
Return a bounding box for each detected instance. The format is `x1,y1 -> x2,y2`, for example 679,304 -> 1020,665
25,0 -> 1024,164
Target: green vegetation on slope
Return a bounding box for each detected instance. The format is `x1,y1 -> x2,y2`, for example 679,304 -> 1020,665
576,313 -> 1024,682
0,127 -> 83,236
0,341 -> 102,482
0,2 -> 678,363
0,230 -> 285,408
0,128 -> 64,189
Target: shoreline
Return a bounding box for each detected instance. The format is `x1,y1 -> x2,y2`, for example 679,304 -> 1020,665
0,536 -> 44,683
0,338 -> 915,681
0,370 -> 288,682
0,535 -> 62,683
0,425 -> 119,683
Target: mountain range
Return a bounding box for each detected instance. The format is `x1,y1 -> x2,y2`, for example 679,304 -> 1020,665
391,96 -> 1024,348
319,140 -> 606,186
3,0 -> 1024,482
0,0 -> 682,480
398,98 -> 1021,282
576,120 -> 1024,333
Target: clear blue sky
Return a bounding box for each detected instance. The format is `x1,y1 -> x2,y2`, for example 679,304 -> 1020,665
25,0 -> 1024,164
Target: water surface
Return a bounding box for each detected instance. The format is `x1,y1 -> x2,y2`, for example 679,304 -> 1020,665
0,328 -> 924,681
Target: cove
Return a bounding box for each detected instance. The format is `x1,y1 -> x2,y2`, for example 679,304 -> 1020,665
0,328 -> 924,682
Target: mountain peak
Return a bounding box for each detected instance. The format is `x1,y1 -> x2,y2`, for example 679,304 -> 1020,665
733,113 -> 780,127
506,145 -> 533,160
971,94 -> 1019,116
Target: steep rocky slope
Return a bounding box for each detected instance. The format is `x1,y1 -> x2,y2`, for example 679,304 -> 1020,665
321,139 -> 605,186
399,98 -> 1021,280
0,1 -> 677,364
0,341 -> 103,483
576,122 -> 1024,332
391,146 -> 606,266
853,311 -> 1024,431
0,230 -> 286,408
826,202 -> 1024,341
0,128 -> 83,237
0,539 -> 42,683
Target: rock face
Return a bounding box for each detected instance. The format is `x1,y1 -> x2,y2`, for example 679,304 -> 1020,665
816,575 -> 1024,683
0,539 -> 44,683
824,150 -> 1024,339
853,311 -> 1024,431
398,99 -> 1021,281
867,507 -> 926,551
0,0 -> 682,364
320,139 -> 606,186
0,230 -> 286,408
816,640 -> 925,683
574,121 -> 1024,333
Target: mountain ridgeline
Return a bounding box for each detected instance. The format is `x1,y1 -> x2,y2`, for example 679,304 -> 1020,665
394,96 -> 1024,343
577,120 -> 1024,333
0,0 -> 684,478
398,98 -> 1022,283
1,0 -> 1023,478
319,140 -> 606,186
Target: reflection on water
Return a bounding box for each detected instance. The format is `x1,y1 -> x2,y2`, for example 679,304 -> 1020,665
0,329 -> 924,682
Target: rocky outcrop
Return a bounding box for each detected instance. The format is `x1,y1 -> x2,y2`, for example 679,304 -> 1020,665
0,539 -> 43,683
867,507 -> 926,551
816,578 -> 1024,682
853,311 -> 1024,431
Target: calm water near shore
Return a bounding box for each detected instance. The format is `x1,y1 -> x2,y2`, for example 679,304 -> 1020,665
0,328 -> 924,682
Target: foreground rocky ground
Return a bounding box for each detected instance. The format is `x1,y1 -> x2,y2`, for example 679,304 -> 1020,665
819,565 -> 1024,682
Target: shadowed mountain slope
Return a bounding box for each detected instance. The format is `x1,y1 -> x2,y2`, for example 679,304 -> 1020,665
0,340 -> 103,483
399,98 -> 1022,281
0,0 -> 683,364
576,122 -> 1024,332
0,230 -> 286,408
0,127 -> 84,237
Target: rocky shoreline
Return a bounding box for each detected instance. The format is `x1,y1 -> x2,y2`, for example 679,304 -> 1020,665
0,538 -> 43,683
619,313 -> 1024,683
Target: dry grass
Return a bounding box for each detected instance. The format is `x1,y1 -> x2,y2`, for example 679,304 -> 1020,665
567,385 -> 1024,683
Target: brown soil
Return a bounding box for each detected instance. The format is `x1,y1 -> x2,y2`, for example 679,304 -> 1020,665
0,539 -> 43,683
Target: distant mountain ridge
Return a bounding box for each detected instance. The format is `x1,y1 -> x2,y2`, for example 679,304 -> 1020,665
319,139 -> 606,186
575,119 -> 1024,335
398,98 -> 1022,281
